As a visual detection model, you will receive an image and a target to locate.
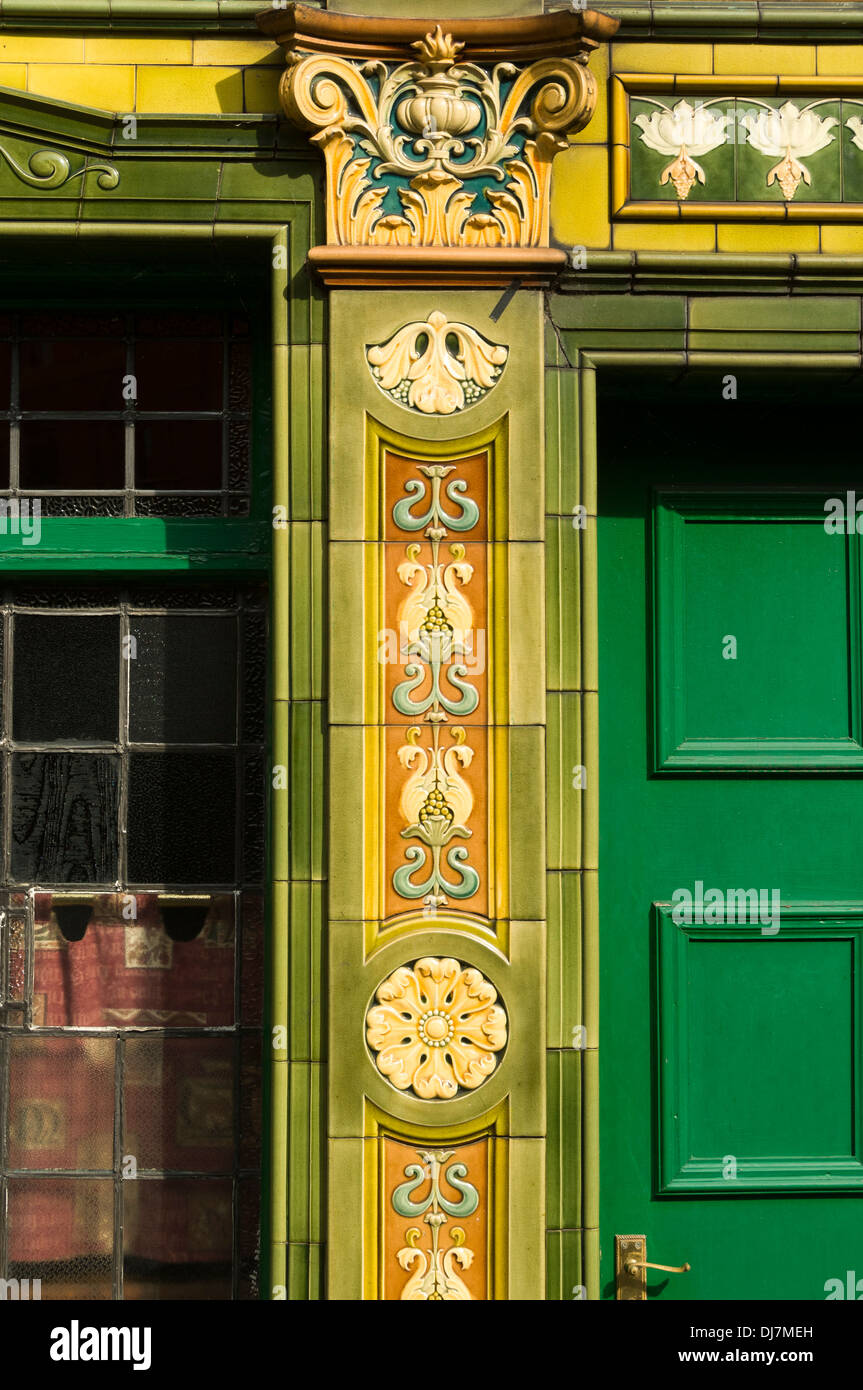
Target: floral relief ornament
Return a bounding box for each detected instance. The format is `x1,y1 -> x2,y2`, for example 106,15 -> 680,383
367,311 -> 508,415
740,100 -> 838,199
366,957 -> 507,1099
634,99 -> 728,199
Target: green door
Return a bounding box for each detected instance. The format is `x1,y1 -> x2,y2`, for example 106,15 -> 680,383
598,376 -> 863,1301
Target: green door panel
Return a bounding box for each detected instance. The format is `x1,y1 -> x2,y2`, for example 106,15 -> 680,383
598,382 -> 863,1301
654,495 -> 863,767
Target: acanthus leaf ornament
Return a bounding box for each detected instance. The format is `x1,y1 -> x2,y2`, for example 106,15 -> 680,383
367,310 -> 508,414
277,25 -> 599,247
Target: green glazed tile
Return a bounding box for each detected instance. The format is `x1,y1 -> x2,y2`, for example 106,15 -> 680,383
288,1062 -> 324,1243
546,516 -> 582,693
549,293 -> 687,332
630,95 -> 735,204
219,158 -> 317,202
327,543 -> 365,725
290,701 -> 325,882
289,521 -> 324,702
289,344 -> 325,521
546,692 -> 583,872
687,329 -> 860,351
688,295 -> 860,330
546,1229 -> 584,1301
286,1242 -> 312,1300
546,870 -> 583,1050
547,1049 -> 582,1229
271,698 -> 290,882
87,155 -> 223,201
561,329 -> 686,353
842,98 -> 863,203
508,541 -> 545,725
545,366 -> 580,519
327,728 -> 365,921
509,726 -> 547,919
289,881 -> 325,1062
735,97 -> 841,202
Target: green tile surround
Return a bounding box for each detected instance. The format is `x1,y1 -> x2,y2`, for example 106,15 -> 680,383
543,295 -> 863,1297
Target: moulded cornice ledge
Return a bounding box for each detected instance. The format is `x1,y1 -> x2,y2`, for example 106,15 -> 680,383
258,3 -> 618,255
257,4 -> 618,61
308,244 -> 568,287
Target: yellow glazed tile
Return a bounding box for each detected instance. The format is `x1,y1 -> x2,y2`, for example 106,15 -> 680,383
0,66 -> 27,92
821,226 -> 863,253
571,47 -> 607,144
85,37 -> 193,64
194,38 -> 283,66
611,42 -> 713,74
0,36 -> 83,62
713,44 -> 816,76
717,223 -> 819,252
551,146 -> 610,249
816,46 -> 863,76
612,222 -> 717,251
28,64 -> 135,112
136,65 -> 244,114
244,68 -> 282,114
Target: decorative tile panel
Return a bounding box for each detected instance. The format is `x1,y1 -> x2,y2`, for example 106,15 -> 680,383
613,76 -> 863,220
364,419 -> 509,945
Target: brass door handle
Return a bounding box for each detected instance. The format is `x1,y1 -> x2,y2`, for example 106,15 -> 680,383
625,1257 -> 691,1275
616,1235 -> 691,1299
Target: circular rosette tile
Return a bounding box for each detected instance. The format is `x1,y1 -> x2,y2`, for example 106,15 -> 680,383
365,956 -> 508,1100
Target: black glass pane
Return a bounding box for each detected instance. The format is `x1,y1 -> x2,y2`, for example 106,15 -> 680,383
228,341 -> 251,410
136,314 -> 222,338
13,613 -> 120,742
0,429 -> 10,487
39,495 -> 124,517
135,339 -> 223,411
135,420 -> 222,491
127,586 -> 239,609
134,495 -> 222,517
11,752 -> 120,883
227,417 -> 250,491
0,340 -> 12,409
241,611 -> 266,743
242,752 -> 264,886
129,615 -> 237,743
20,338 -> 126,411
127,751 -> 236,884
21,314 -> 125,338
19,420 -> 125,490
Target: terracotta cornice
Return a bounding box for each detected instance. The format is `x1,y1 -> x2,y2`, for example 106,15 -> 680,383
257,4 -> 617,62
307,245 -> 567,288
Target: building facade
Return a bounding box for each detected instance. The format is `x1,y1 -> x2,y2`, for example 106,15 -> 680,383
0,0 -> 861,1302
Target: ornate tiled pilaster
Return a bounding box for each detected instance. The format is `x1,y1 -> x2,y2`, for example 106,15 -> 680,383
261,2 -> 615,1300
